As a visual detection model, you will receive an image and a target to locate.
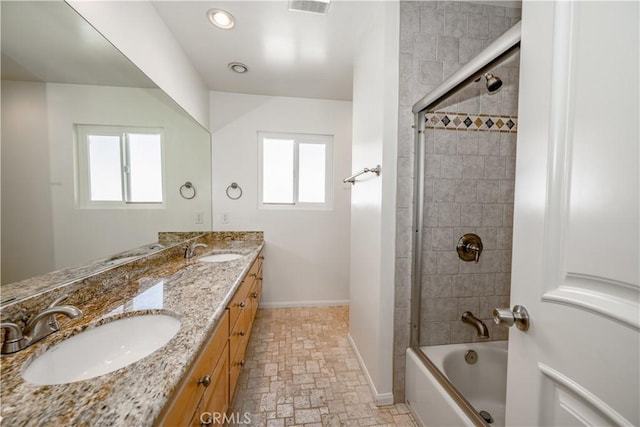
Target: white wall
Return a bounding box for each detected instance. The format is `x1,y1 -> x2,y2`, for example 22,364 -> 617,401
67,1 -> 210,130
1,81 -> 56,283
348,1 -> 399,405
210,92 -> 352,306
1,81 -> 211,283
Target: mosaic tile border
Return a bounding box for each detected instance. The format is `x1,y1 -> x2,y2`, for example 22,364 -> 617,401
426,111 -> 518,133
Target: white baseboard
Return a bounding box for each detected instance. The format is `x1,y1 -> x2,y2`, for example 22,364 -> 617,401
259,300 -> 349,309
347,334 -> 395,406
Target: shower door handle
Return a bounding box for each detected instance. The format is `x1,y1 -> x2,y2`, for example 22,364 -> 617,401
493,305 -> 530,331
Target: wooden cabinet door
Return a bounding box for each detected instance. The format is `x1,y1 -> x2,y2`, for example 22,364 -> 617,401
160,312 -> 229,427
192,342 -> 230,426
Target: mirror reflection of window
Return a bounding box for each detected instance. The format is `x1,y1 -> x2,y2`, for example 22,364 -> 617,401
77,125 -> 164,207
127,133 -> 163,203
88,135 -> 122,201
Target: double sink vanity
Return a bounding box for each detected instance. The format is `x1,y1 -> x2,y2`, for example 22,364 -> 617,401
0,231 -> 264,426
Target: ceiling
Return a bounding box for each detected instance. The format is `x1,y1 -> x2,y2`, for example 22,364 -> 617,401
1,1 -> 156,88
152,1 -> 380,101
3,1 -> 521,102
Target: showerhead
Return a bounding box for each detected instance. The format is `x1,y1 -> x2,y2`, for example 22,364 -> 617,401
484,73 -> 502,92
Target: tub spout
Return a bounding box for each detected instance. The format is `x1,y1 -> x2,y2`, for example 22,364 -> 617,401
462,311 -> 489,339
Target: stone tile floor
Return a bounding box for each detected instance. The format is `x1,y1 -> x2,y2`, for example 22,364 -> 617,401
229,306 -> 417,427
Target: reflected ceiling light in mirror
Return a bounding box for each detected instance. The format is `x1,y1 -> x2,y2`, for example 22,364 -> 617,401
228,62 -> 249,73
207,9 -> 235,29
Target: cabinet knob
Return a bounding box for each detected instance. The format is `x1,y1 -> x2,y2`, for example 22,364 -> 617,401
238,359 -> 245,367
238,330 -> 245,337
250,273 -> 257,278
238,301 -> 246,308
197,375 -> 211,387
251,292 -> 258,298
259,256 -> 264,260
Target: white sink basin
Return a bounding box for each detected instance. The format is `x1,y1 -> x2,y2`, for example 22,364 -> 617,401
198,253 -> 244,263
22,314 -> 180,385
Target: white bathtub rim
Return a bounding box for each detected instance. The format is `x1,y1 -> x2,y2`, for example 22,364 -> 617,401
406,347 -> 477,427
408,344 -> 502,426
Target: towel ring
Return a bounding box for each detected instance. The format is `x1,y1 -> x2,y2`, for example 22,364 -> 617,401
179,182 -> 196,199
226,182 -> 243,200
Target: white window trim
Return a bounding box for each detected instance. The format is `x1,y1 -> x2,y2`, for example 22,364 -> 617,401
75,124 -> 166,209
257,131 -> 334,210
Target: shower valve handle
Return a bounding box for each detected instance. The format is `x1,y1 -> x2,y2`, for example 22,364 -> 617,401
456,233 -> 483,263
493,305 -> 530,331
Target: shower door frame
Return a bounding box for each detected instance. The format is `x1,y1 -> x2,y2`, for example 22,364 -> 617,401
407,34 -> 522,349
405,19 -> 523,427
410,111 -> 426,348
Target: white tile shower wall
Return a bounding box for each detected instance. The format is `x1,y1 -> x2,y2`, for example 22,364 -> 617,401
393,0 -> 521,401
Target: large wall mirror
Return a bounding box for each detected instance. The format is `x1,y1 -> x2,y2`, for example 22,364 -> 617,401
1,2 -> 212,293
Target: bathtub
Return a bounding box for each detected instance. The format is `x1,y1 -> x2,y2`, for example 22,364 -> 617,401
405,341 -> 508,427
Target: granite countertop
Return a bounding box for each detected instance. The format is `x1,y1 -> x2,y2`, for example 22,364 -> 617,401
0,237 -> 264,426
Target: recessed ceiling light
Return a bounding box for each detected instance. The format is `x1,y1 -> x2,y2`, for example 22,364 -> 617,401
208,9 -> 234,29
228,62 -> 249,74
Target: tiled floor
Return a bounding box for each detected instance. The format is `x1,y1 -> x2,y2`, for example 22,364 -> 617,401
230,306 -> 417,427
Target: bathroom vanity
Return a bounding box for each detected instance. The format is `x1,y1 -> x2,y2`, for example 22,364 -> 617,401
159,250 -> 263,426
0,232 -> 264,426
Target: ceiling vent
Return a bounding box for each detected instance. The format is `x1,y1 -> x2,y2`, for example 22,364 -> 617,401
288,0 -> 331,15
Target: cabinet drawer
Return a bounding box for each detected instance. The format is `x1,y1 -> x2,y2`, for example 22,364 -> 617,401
229,349 -> 246,401
250,273 -> 262,319
256,251 -> 264,274
160,311 -> 229,427
228,277 -> 253,330
229,304 -> 251,362
229,314 -> 251,399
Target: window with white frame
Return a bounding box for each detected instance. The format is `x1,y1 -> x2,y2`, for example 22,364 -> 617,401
76,125 -> 164,207
258,132 -> 333,209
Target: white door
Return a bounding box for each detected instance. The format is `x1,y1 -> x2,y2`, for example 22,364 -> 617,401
507,1 -> 639,426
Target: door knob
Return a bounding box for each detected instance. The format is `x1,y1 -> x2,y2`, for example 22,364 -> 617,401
493,305 -> 530,331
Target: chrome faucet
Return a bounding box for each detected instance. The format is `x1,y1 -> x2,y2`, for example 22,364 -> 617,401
184,242 -> 208,259
461,311 -> 489,339
1,295 -> 82,354
0,322 -> 24,354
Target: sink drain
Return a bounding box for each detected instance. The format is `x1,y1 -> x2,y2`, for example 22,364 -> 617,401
479,410 -> 494,424
464,349 -> 478,364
